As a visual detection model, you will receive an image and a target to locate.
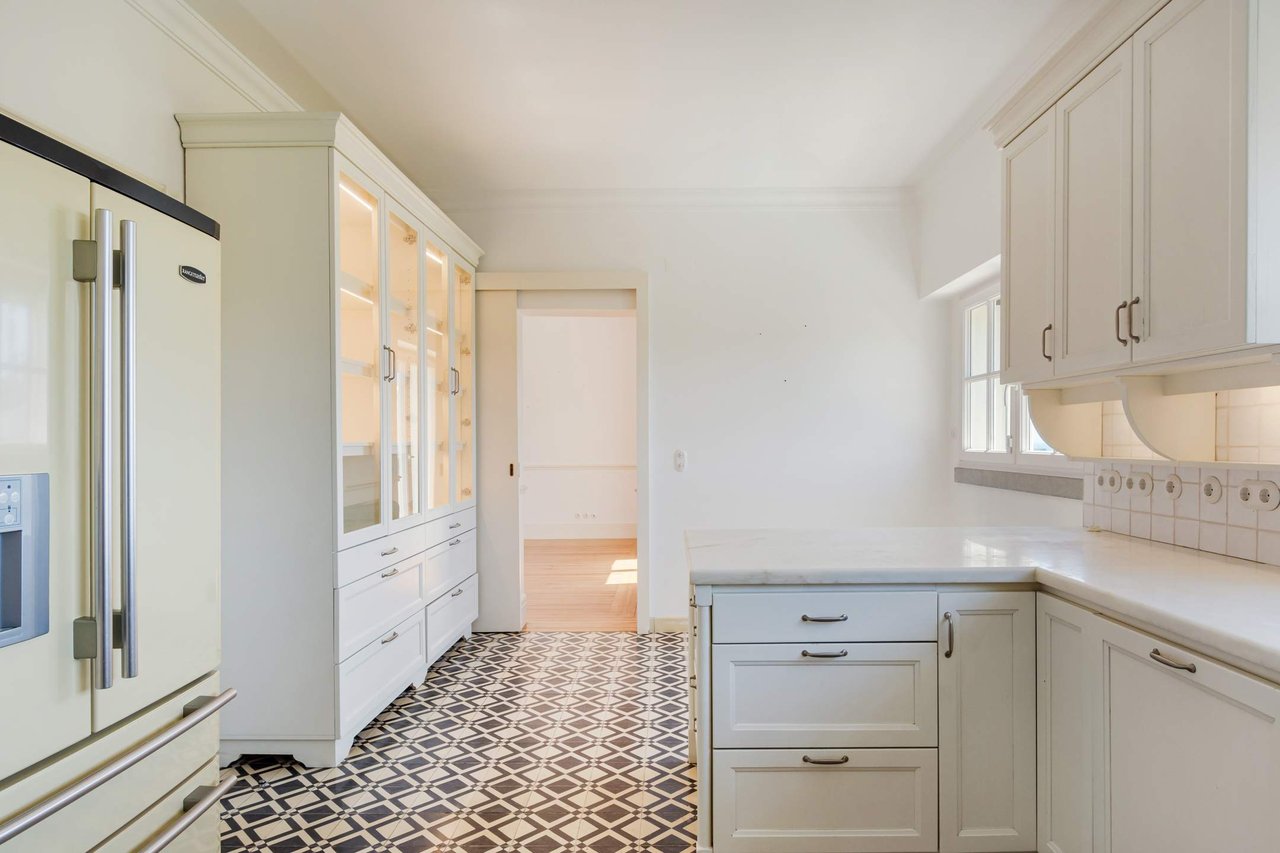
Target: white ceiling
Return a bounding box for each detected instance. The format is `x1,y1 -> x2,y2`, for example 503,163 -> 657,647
233,0 -> 1080,194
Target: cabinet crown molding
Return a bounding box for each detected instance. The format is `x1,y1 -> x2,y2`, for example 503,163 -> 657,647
176,111 -> 483,266
986,0 -> 1172,147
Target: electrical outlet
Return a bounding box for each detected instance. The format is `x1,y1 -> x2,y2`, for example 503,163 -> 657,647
1162,474 -> 1183,500
1202,476 -> 1224,504
1126,472 -> 1153,497
1097,469 -> 1122,494
1240,479 -> 1280,512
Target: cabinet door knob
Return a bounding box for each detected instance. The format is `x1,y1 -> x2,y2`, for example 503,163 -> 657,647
1127,296 -> 1142,343
944,611 -> 956,658
1042,324 -> 1053,361
1115,301 -> 1130,346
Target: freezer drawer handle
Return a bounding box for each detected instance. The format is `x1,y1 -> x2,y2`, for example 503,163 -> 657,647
800,614 -> 847,623
802,755 -> 849,765
0,688 -> 236,845
119,218 -> 139,680
136,773 -> 238,853
1149,648 -> 1197,673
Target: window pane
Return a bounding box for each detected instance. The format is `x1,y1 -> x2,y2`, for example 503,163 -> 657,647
966,379 -> 989,452
967,302 -> 989,377
993,379 -> 1009,453
1023,401 -> 1055,454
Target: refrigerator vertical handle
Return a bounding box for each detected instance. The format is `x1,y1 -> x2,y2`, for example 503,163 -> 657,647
90,208 -> 115,690
119,219 -> 139,679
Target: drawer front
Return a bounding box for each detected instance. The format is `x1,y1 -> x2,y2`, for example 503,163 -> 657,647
336,552 -> 426,662
423,529 -> 477,603
336,524 -> 429,588
712,748 -> 939,853
712,591 -> 937,644
338,610 -> 426,737
427,574 -> 478,663
0,674 -> 221,853
95,759 -> 220,853
713,643 -> 937,748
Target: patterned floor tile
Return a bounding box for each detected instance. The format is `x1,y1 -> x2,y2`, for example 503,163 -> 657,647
221,632 -> 695,852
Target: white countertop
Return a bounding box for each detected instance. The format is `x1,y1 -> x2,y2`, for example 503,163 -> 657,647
686,527 -> 1280,683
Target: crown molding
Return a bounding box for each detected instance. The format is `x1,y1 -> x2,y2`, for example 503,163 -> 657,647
430,186 -> 910,212
125,0 -> 303,112
985,0 -> 1170,148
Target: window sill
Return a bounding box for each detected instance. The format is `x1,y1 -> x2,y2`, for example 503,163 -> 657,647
954,464 -> 1083,500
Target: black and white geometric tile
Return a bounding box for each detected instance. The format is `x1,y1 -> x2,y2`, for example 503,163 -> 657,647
220,632 -> 696,852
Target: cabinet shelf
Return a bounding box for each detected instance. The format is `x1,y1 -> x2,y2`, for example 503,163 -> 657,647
340,358 -> 377,378
342,442 -> 375,457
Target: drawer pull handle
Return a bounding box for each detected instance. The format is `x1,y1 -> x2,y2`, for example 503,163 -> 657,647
800,614 -> 847,623
451,587 -> 465,598
800,649 -> 848,659
1150,648 -> 1196,673
136,773 -> 239,853
381,631 -> 399,645
449,522 -> 463,529
802,755 -> 849,765
380,567 -> 399,579
380,547 -> 399,557
944,611 -> 955,658
448,538 -> 462,546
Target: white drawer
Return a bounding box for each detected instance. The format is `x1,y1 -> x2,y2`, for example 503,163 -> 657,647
712,591 -> 937,644
95,759 -> 221,853
336,524 -> 429,587
427,574 -> 478,664
336,551 -> 426,662
338,610 -> 426,737
423,528 -> 477,603
428,506 -> 477,545
712,643 -> 937,748
712,748 -> 939,853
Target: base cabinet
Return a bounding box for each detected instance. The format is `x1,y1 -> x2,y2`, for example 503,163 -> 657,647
938,592 -> 1037,852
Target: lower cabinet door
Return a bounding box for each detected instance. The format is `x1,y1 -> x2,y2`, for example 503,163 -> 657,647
337,610 -> 427,737
427,574 -> 478,664
1100,618 -> 1280,853
937,591 -> 1036,852
712,748 -> 938,853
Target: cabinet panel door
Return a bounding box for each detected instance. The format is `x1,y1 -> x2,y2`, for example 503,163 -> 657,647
451,261 -> 476,508
1001,109 -> 1057,384
1055,45 -> 1134,376
423,234 -> 452,516
1100,619 -> 1280,853
1132,0 -> 1249,361
385,204 -> 425,531
937,592 -> 1036,852
1037,594 -> 1100,853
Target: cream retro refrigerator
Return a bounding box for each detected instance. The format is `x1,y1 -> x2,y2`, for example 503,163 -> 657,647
0,130 -> 227,851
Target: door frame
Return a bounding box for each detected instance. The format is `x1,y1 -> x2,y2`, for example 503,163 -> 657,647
476,271 -> 651,633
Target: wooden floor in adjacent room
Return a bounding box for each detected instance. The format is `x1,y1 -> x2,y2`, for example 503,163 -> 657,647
524,538 -> 638,632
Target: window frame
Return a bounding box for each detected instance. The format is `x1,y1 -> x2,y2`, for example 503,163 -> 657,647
954,285 -> 1080,477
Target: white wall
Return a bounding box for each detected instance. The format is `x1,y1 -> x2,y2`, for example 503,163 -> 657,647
449,199 -> 1079,621
520,313 -> 638,538
913,127 -> 1003,299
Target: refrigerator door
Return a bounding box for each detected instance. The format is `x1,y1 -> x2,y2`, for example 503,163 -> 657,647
0,141 -> 92,779
89,185 -> 221,731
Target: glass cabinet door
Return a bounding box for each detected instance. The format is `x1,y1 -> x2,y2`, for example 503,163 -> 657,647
452,262 -> 475,505
386,209 -> 423,527
425,238 -> 451,514
336,172 -> 383,536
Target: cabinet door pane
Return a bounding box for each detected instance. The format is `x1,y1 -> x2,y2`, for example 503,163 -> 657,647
453,263 -> 475,505
425,239 -> 450,512
337,174 -> 382,535
387,211 -> 422,523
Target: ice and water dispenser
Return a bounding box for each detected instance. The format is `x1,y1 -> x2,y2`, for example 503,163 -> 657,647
0,474 -> 49,649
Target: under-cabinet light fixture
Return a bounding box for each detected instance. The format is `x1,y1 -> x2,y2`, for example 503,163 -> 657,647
340,287 -> 374,305
339,182 -> 375,212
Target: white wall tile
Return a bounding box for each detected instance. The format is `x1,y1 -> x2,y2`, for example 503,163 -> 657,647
1227,526 -> 1258,561
1174,518 -> 1199,549
1199,522 -> 1227,555
1151,514 -> 1175,544
1130,511 -> 1151,540
1111,510 -> 1131,536
1259,530 -> 1280,565
1198,480 -> 1227,524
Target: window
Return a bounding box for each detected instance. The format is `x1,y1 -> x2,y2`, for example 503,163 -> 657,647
959,289 -> 1068,470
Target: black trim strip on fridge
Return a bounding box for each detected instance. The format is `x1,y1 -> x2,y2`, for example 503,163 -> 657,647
0,112 -> 220,240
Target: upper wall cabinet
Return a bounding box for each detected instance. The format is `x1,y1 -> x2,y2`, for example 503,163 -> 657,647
999,0 -> 1266,387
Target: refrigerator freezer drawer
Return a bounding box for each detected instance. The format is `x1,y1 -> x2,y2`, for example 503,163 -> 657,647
94,758 -> 221,853
0,673 -> 221,852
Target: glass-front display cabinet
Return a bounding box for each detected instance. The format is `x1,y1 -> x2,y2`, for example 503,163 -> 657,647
334,156 -> 477,548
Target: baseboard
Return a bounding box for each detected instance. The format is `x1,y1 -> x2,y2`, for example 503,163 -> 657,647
523,523 -> 637,539
650,616 -> 688,633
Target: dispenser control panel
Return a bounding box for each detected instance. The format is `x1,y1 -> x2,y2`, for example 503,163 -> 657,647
0,473 -> 48,649
0,478 -> 21,528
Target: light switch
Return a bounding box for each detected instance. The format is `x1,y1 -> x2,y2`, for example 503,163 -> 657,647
674,449 -> 687,473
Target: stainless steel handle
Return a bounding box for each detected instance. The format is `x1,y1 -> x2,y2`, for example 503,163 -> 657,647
1115,301 -> 1130,346
0,688 -> 236,845
451,587 -> 464,597
389,346 -> 397,381
802,755 -> 849,765
1149,648 -> 1196,673
380,546 -> 399,557
90,208 -> 114,690
1128,296 -> 1141,343
448,538 -> 461,546
1042,324 -> 1053,361
801,614 -> 848,623
119,218 -> 139,680
380,567 -> 400,579
943,611 -> 955,658
800,649 -> 848,658
383,345 -> 394,381
381,631 -> 399,645
448,522 -> 463,529
136,773 -> 238,853
451,366 -> 461,395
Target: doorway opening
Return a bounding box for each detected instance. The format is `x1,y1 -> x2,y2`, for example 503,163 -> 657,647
519,309 -> 638,632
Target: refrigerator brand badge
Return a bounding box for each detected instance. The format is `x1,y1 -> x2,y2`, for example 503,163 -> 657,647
179,265 -> 207,284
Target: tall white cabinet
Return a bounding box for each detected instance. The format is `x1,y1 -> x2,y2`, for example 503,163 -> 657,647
178,112 -> 481,767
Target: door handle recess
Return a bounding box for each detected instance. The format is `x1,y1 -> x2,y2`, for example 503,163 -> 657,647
1128,297 -> 1141,343
1042,324 -> 1053,361
1115,301 -> 1130,346
800,649 -> 848,658
802,755 -> 849,765
1149,648 -> 1196,673
943,611 -> 955,658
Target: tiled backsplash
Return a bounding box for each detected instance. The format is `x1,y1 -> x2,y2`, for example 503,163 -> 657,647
1215,388 -> 1280,463
1083,462 -> 1280,565
1101,400 -> 1159,459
